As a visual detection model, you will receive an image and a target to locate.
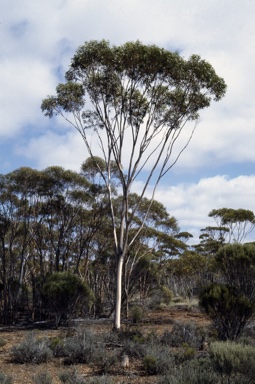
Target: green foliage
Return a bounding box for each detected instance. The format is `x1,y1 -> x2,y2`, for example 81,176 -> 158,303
0,372 -> 13,384
161,321 -> 205,349
129,305 -> 146,323
49,336 -> 66,357
59,369 -> 85,384
210,340 -> 255,379
143,345 -> 174,375
61,328 -> 103,365
215,243 -> 255,301
42,272 -> 94,328
32,371 -> 53,384
148,286 -> 173,309
11,332 -> 53,364
209,208 -> 255,243
199,283 -> 254,340
42,40 -> 226,125
85,377 -> 114,384
0,338 -> 7,348
159,358 -> 221,384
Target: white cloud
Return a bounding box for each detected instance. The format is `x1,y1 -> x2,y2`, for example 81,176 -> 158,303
16,130 -> 88,171
151,174 -> 255,243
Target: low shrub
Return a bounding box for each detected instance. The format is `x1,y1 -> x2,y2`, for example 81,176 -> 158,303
143,345 -> 174,375
11,332 -> 53,364
32,371 -> 53,384
0,338 -> 7,349
129,305 -> 146,323
97,353 -> 118,375
209,340 -> 255,378
122,340 -> 147,358
49,336 -> 66,357
0,372 -> 13,384
86,377 -> 114,384
59,369 -> 85,384
148,286 -> 173,310
159,357 -> 221,384
161,321 -> 205,349
62,328 -> 101,365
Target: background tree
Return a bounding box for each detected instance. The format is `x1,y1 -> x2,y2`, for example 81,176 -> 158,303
41,271 -> 93,328
41,40 -> 226,329
208,208 -> 255,243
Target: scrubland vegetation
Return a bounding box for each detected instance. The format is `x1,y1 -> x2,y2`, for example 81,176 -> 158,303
1,302 -> 255,383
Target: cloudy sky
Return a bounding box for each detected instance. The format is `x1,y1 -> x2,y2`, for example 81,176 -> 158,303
1,0 -> 255,243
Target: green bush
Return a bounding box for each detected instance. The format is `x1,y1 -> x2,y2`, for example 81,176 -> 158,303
62,328 -> 101,365
161,321 -> 205,349
59,369 -> 85,384
49,336 -> 66,357
0,338 -> 7,348
148,286 -> 173,309
122,340 -> 147,358
11,332 -> 53,364
143,345 -> 174,375
86,377 -> 114,384
209,340 -> 255,378
199,283 -> 254,340
32,371 -> 53,384
129,305 -> 145,323
0,372 -> 13,384
42,272 -> 94,328
159,357 -> 221,384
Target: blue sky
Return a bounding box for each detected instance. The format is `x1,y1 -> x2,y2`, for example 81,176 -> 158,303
1,0 -> 255,243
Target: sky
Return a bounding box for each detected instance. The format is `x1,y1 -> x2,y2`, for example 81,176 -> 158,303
1,0 -> 255,244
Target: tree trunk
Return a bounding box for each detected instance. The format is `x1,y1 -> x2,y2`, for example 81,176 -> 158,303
114,255 -> 124,329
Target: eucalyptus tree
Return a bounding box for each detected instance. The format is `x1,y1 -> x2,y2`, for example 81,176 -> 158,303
0,168 -> 47,320
208,208 -> 255,243
37,166 -> 91,273
42,40 -> 226,329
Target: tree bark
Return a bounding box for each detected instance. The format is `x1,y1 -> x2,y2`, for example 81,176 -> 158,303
114,254 -> 124,329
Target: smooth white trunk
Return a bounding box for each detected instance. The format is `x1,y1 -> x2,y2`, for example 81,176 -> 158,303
114,255 -> 124,329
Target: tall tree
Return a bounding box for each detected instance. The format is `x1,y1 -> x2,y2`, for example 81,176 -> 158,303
208,208 -> 255,243
42,40 -> 226,329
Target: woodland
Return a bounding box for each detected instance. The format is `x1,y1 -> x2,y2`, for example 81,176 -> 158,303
0,164 -> 254,331
2,40 -> 255,383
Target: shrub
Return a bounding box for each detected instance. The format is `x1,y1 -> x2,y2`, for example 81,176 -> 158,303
59,369 -> 85,384
0,338 -> 7,349
159,357 -> 221,384
122,340 -> 147,358
209,340 -> 255,378
148,286 -> 173,309
49,336 -> 66,357
42,272 -> 94,328
32,371 -> 53,384
199,283 -> 254,340
11,332 -> 53,364
96,352 -> 118,375
129,305 -> 145,323
143,345 -> 174,375
161,321 -> 205,349
62,328 -> 100,365
86,377 -> 114,384
0,372 -> 13,384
